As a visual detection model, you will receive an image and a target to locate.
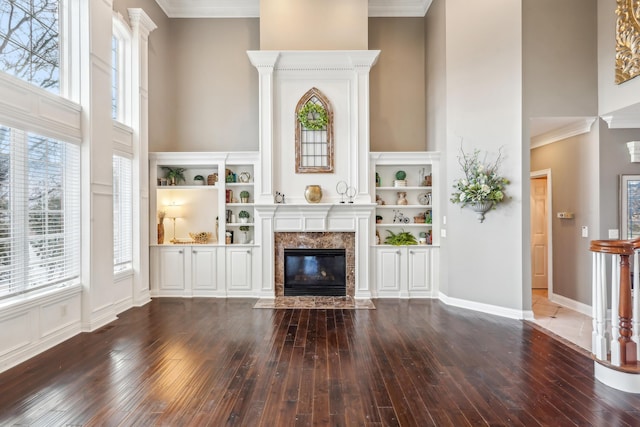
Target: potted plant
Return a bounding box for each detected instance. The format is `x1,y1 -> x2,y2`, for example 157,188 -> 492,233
163,167 -> 186,185
193,174 -> 205,185
240,190 -> 250,203
238,210 -> 250,223
394,170 -> 407,187
239,225 -> 250,244
450,147 -> 509,222
384,230 -> 417,246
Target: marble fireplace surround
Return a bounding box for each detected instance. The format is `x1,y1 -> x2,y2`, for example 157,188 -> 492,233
274,232 -> 355,297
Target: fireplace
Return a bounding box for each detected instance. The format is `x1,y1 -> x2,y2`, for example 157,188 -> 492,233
284,248 -> 346,296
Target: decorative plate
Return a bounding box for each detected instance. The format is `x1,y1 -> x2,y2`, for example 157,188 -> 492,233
238,171 -> 251,183
418,192 -> 431,205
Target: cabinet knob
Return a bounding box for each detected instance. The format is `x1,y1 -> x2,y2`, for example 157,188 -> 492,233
409,250 -> 415,254
178,250 -> 183,254
247,250 -> 251,254
396,250 -> 401,255
192,250 -> 197,254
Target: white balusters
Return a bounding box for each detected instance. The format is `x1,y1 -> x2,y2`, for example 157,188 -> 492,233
592,252 -> 608,360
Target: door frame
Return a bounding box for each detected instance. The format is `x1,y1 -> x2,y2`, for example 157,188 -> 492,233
530,169 -> 553,297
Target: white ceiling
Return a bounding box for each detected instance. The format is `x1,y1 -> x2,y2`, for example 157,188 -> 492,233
154,0 -> 433,18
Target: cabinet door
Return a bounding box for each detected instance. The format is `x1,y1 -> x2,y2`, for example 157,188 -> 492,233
159,247 -> 186,290
226,247 -> 252,291
375,247 -> 402,292
191,247 -> 217,290
407,248 -> 431,293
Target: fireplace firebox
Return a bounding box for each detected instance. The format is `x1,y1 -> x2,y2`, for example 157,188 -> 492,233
284,248 -> 346,296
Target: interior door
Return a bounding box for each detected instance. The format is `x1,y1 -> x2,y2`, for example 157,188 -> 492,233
531,177 -> 548,289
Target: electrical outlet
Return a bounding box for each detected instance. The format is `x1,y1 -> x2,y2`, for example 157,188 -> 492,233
581,226 -> 588,238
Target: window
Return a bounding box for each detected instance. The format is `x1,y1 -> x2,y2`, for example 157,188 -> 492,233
111,35 -> 119,120
0,0 -> 60,92
295,87 -> 333,173
0,125 -> 80,299
113,154 -> 132,273
111,15 -> 131,125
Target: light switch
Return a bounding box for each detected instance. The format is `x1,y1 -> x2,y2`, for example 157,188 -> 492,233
443,216 -> 447,225
441,229 -> 446,238
582,226 -> 588,238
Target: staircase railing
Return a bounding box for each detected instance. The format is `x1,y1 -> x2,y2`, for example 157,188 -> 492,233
590,238 -> 640,369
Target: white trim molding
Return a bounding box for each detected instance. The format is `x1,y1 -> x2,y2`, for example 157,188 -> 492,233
530,118 -> 596,149
155,0 -> 432,18
438,292 -> 528,320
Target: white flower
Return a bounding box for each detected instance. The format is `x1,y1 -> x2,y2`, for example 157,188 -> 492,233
481,184 -> 490,193
459,193 -> 466,202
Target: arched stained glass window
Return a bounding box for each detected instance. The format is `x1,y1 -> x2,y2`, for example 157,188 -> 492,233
295,87 -> 333,173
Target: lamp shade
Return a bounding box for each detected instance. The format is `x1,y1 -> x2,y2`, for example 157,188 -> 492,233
165,204 -> 182,219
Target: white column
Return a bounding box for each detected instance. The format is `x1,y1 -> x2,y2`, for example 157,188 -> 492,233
247,51 -> 279,204
80,0 -> 117,331
128,8 -> 157,307
255,205 -> 277,297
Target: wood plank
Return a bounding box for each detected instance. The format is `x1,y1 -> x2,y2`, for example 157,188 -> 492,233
2,298 -> 640,425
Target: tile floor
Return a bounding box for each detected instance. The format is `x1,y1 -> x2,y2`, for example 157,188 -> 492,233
253,296 -> 376,309
530,288 -> 592,351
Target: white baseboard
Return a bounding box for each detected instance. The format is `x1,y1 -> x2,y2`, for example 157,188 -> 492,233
438,292 -> 527,320
549,292 -> 592,317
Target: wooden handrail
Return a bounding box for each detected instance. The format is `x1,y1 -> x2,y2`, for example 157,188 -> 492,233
590,238 -> 637,365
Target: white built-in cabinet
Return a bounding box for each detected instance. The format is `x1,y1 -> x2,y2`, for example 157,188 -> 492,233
370,152 -> 440,297
149,152 -> 260,298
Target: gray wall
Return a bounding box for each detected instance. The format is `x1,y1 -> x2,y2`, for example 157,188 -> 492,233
598,122 -> 640,236
169,19 -> 260,152
523,0 -> 598,117
369,18 -> 426,151
522,0 -> 598,306
530,131 -> 599,304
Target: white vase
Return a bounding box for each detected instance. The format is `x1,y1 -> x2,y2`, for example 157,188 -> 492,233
470,201 -> 494,223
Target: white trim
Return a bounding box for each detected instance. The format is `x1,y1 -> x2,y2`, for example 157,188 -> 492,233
530,169 -> 553,296
594,362 -> 640,394
155,0 -> 432,18
549,291 -> 592,317
530,118 -> 596,149
602,111 -> 640,129
438,292 -> 527,320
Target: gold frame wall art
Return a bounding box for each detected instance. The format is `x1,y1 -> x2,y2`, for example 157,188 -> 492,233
615,0 -> 640,84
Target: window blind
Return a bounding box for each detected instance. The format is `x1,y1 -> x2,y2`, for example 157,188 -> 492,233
113,154 -> 132,273
0,125 -> 80,299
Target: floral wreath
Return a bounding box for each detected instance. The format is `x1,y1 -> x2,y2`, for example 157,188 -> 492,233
298,102 -> 328,130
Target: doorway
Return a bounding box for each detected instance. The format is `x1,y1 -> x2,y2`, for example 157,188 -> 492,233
530,170 -> 552,294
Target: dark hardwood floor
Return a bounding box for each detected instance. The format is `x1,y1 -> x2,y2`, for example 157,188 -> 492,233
1,298 -> 639,426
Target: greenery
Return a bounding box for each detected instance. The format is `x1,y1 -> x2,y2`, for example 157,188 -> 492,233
384,230 -> 418,246
395,170 -> 406,180
239,225 -> 250,232
194,175 -> 204,181
450,147 -> 509,208
298,102 -> 328,130
240,190 -> 250,199
163,167 -> 186,185
238,210 -> 250,219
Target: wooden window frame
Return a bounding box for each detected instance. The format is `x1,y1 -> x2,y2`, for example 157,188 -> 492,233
295,87 -> 334,174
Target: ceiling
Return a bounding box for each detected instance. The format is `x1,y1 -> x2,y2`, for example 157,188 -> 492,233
154,0 -> 433,18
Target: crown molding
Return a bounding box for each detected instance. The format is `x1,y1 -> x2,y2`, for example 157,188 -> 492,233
601,110 -> 640,129
530,118 -> 596,149
154,0 -> 432,18
154,0 -> 259,18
